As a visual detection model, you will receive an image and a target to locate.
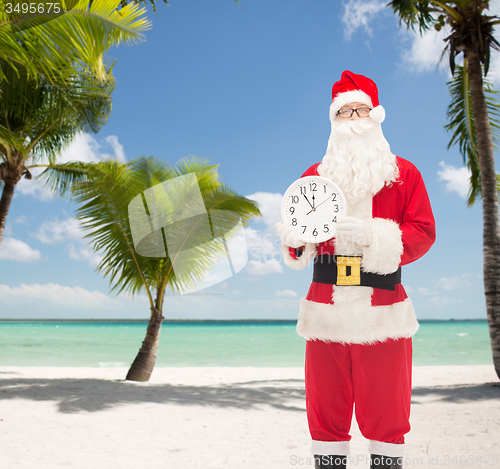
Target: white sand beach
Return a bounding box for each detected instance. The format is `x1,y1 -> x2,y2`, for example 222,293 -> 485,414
0,365 -> 499,468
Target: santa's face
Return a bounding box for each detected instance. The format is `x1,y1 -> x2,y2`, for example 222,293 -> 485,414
336,102 -> 371,121
319,101 -> 398,203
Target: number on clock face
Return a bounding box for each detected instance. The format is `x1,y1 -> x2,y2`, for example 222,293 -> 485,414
281,176 -> 347,243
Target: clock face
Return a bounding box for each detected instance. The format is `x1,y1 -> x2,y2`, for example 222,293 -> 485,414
281,176 -> 347,243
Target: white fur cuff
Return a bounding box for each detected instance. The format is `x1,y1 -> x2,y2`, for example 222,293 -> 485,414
369,440 -> 405,458
281,243 -> 317,270
361,218 -> 403,275
311,440 -> 350,456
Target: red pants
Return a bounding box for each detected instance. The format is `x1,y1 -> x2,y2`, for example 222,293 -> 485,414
305,338 -> 412,454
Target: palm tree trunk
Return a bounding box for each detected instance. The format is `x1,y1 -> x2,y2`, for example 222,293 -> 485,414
0,177 -> 18,248
466,47 -> 500,380
126,293 -> 165,382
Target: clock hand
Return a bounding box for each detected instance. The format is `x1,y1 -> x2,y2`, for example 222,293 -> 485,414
306,195 -> 331,215
302,194 -> 314,210
315,196 -> 331,209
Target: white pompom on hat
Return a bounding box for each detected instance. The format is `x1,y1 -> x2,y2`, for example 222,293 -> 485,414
330,70 -> 385,123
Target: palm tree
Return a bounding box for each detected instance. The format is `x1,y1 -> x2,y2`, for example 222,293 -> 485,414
50,156 -> 260,381
0,60 -> 115,246
389,0 -> 500,379
0,0 -> 150,247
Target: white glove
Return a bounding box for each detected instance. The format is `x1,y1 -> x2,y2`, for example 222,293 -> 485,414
275,221 -> 304,249
335,216 -> 371,246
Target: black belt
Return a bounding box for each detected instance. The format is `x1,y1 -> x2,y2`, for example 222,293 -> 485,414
313,254 -> 401,291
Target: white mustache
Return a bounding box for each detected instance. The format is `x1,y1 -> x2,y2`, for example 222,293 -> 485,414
330,117 -> 377,136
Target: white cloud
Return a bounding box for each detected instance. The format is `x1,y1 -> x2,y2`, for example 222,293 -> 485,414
276,289 -> 298,298
0,238 -> 42,262
103,135 -> 126,163
34,217 -> 84,244
242,192 -> 298,276
58,132 -> 127,164
487,0 -> 500,16
0,283 -> 123,309
16,170 -> 54,201
33,216 -> 100,267
436,274 -> 472,291
400,26 -> 450,73
341,0 -> 387,40
68,244 -> 102,267
397,3 -> 500,83
417,287 -> 434,295
339,0 -> 500,84
427,295 -> 461,307
246,192 -> 282,227
3,215 -> 32,238
161,294 -> 301,320
339,1 -> 451,74
13,215 -> 30,225
437,161 -> 471,198
246,258 -> 283,276
244,226 -> 284,276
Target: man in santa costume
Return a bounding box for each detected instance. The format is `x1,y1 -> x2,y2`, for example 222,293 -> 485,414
276,71 -> 435,469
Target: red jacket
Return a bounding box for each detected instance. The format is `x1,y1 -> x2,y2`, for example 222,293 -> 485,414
282,157 -> 436,344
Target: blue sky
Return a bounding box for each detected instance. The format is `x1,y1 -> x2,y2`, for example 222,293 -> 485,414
1,0 -> 498,320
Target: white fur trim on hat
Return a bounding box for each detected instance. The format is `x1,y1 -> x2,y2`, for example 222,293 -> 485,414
369,105 -> 385,123
281,243 -> 317,270
330,90 -> 373,116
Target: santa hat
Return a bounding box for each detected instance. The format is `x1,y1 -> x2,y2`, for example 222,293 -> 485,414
330,70 -> 385,124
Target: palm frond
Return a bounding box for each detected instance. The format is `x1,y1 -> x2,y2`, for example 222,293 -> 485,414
0,58 -> 114,167
445,63 -> 500,205
0,59 -> 114,137
387,0 -> 437,33
72,160 -> 155,299
50,0 -> 150,81
117,0 -> 240,15
0,127 -> 29,162
118,0 -> 169,15
34,161 -> 91,198
0,0 -> 150,84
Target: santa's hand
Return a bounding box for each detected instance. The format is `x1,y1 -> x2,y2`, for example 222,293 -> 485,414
275,222 -> 304,249
335,216 -> 371,246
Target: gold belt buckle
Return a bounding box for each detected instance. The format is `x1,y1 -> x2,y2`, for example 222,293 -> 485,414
336,256 -> 361,286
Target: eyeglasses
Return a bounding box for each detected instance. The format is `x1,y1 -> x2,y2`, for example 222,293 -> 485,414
337,107 -> 372,118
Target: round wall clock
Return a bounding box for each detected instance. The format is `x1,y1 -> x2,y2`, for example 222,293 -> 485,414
281,176 -> 347,243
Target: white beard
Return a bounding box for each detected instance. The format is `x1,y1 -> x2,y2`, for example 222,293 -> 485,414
318,117 -> 398,205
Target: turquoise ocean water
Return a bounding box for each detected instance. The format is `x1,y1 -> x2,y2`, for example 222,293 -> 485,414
0,320 -> 493,367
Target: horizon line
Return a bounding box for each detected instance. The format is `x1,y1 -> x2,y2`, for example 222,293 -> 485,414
0,318 -> 489,322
